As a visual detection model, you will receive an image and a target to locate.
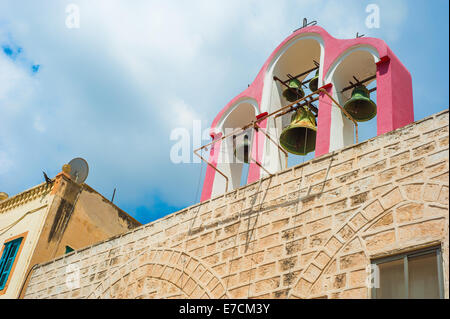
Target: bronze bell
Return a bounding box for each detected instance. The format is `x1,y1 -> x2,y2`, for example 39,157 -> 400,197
308,69 -> 319,92
282,78 -> 305,102
233,134 -> 251,163
279,105 -> 317,155
343,84 -> 377,122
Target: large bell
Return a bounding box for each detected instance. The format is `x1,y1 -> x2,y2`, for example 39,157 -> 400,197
233,135 -> 251,163
308,69 -> 319,92
282,78 -> 305,102
280,106 -> 317,155
343,85 -> 377,122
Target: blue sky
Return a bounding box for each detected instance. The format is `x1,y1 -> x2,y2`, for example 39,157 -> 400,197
0,0 -> 448,224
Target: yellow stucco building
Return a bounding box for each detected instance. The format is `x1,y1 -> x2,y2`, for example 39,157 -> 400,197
0,170 -> 140,298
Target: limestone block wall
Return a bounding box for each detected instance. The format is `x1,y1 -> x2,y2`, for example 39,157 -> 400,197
23,110 -> 449,299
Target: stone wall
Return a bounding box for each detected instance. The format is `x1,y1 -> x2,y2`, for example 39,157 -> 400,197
23,110 -> 449,299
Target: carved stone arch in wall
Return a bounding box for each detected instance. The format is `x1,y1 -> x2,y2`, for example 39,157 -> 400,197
289,179 -> 449,299
87,248 -> 230,299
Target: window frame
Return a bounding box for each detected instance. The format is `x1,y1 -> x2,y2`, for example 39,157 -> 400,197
0,232 -> 28,295
371,245 -> 444,299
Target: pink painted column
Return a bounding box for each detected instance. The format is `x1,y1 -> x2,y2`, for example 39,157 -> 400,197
315,83 -> 333,157
247,117 -> 267,184
376,54 -> 414,135
200,132 -> 223,202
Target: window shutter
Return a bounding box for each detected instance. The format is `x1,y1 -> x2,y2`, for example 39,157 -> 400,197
0,244 -> 13,288
0,238 -> 23,290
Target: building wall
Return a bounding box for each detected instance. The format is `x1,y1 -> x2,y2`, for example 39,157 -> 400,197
17,175 -> 141,298
55,183 -> 141,255
23,110 -> 449,299
0,183 -> 54,298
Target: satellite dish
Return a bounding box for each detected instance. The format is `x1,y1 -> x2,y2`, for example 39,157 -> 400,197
68,157 -> 89,184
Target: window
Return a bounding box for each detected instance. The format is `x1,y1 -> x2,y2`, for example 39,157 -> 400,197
372,246 -> 444,299
0,237 -> 23,290
65,246 -> 74,254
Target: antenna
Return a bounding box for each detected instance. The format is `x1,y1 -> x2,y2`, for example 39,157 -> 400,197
111,188 -> 116,203
68,157 -> 89,184
293,18 -> 317,33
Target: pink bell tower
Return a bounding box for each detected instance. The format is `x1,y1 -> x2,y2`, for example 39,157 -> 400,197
199,25 -> 414,202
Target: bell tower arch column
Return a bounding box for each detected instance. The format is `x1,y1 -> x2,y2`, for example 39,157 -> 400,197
315,83 -> 333,157
376,53 -> 414,135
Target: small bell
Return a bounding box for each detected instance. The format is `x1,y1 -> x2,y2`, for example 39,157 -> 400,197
343,84 -> 377,122
234,135 -> 251,163
282,78 -> 305,102
308,69 -> 319,92
279,105 -> 317,155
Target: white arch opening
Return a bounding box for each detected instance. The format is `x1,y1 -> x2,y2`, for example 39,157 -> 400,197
260,35 -> 325,175
212,99 -> 258,196
325,45 -> 379,152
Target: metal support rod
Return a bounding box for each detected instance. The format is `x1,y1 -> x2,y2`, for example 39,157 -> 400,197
341,74 -> 377,93
305,101 -> 319,115
254,123 -> 289,169
282,65 -> 319,84
193,84 -> 366,197
300,77 -> 314,85
240,125 -> 273,177
195,89 -> 321,159
273,72 -> 318,96
246,127 -> 254,171
250,157 -> 272,176
274,106 -> 298,119
287,73 -> 311,91
287,73 -> 309,93
255,89 -> 320,124
194,86 -> 356,159
274,99 -> 319,119
273,75 -> 291,89
319,88 -> 359,144
193,86 -> 362,193
194,123 -> 254,154
194,90 -> 323,171
274,75 -> 306,96
193,148 -> 229,192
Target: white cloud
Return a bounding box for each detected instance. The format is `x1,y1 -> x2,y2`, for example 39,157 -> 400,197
0,151 -> 14,175
377,0 -> 409,42
167,98 -> 204,129
33,115 -> 46,132
0,52 -> 36,113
